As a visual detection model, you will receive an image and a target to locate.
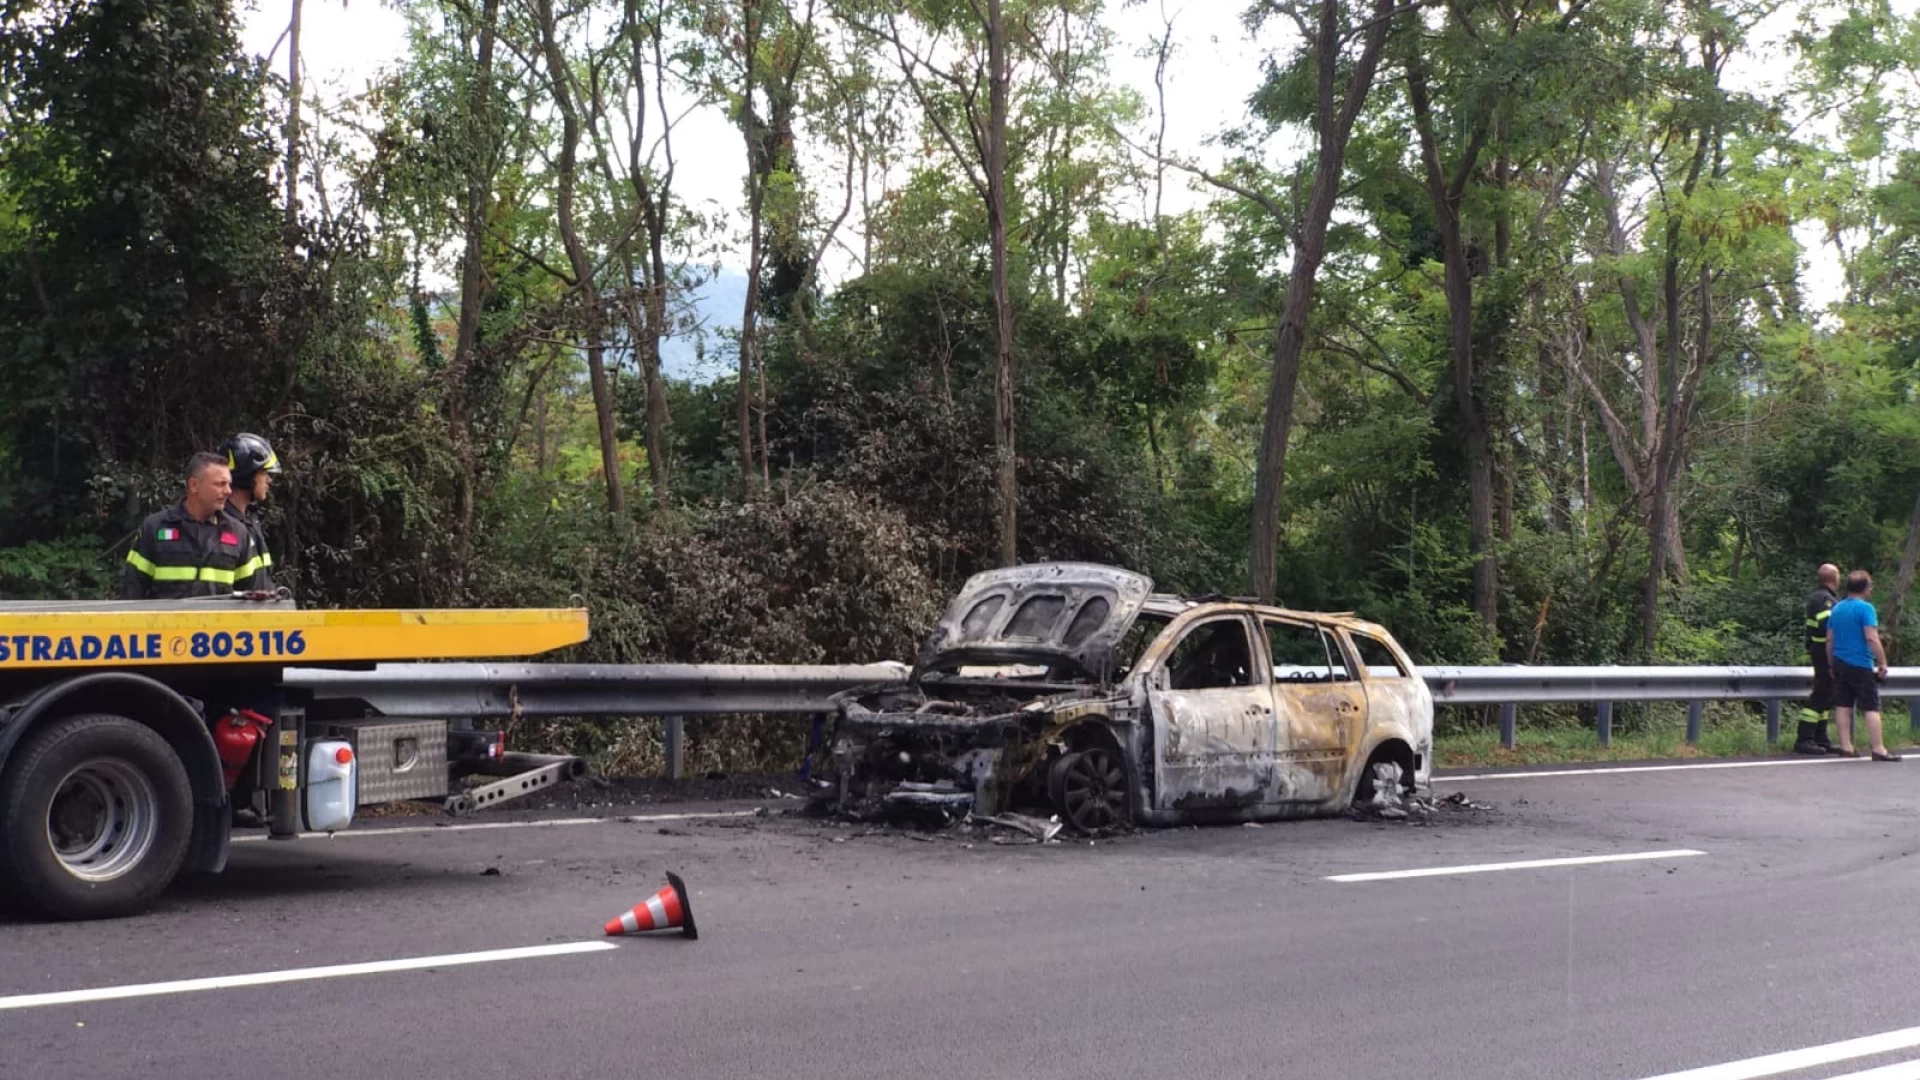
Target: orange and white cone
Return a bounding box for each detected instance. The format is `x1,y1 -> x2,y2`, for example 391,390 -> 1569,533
603,872 -> 698,940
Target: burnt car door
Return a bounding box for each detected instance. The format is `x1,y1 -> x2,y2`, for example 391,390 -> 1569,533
1146,613 -> 1279,813
1262,617 -> 1368,805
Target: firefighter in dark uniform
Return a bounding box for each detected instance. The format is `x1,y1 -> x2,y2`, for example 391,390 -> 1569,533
1795,562 -> 1844,755
220,432 -> 282,593
123,452 -> 271,599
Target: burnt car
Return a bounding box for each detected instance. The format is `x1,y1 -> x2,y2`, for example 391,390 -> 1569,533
821,563 -> 1434,832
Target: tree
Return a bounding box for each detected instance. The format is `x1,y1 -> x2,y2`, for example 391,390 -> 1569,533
1559,0 -> 1769,656
713,0 -> 822,495
529,0 -> 627,519
447,0 -> 503,570
1217,0 -> 1404,602
0,0 -> 296,534
843,0 -> 1020,568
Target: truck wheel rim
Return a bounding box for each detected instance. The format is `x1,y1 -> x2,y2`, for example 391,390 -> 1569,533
46,760 -> 159,883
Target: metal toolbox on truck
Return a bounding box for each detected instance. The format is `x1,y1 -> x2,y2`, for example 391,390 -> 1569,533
325,720 -> 450,803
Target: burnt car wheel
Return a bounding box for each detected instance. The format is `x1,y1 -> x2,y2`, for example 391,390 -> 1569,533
1050,749 -> 1127,832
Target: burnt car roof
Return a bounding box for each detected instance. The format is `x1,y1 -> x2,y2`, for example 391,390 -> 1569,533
917,563 -> 1155,679
1140,594 -> 1393,638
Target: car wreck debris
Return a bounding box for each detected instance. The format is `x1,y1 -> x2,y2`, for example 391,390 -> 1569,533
815,562 -> 1436,832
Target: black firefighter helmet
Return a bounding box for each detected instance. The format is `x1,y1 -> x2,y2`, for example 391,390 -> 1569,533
222,432 -> 282,484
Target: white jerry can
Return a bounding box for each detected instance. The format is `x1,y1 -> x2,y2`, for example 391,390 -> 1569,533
305,739 -> 359,833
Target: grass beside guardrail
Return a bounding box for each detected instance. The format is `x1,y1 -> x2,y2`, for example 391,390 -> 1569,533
1437,700 -> 1918,767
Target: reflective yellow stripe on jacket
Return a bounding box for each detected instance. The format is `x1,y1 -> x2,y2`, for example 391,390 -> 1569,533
125,549 -> 239,585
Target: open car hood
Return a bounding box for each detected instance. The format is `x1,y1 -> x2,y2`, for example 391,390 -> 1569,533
915,563 -> 1154,681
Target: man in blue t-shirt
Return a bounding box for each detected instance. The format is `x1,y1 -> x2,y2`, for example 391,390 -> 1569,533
1828,570 -> 1897,761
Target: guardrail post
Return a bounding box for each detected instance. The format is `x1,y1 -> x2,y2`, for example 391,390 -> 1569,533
1596,702 -> 1612,747
1765,699 -> 1781,744
1685,700 -> 1703,745
1500,702 -> 1517,749
664,715 -> 684,781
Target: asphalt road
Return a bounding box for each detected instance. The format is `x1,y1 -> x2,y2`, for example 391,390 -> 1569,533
4,754 -> 1920,1080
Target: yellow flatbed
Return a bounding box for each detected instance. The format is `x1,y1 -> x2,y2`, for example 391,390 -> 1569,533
0,603 -> 588,671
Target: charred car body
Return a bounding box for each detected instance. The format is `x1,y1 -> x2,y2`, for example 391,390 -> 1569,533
822,563 -> 1434,832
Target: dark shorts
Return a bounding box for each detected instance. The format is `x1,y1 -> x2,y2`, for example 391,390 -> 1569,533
1834,660 -> 1881,712
1808,654 -> 1834,712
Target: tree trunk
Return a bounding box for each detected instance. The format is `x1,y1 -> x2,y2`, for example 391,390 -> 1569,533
535,391 -> 549,475
1406,55 -> 1497,636
1246,0 -> 1397,602
538,0 -> 624,519
736,0 -> 764,498
643,230 -> 673,508
1539,338 -> 1572,534
986,0 -> 1017,568
284,0 -> 302,232
627,2 -> 673,511
1053,6 -> 1072,305
1888,488 -> 1920,662
446,0 -> 498,573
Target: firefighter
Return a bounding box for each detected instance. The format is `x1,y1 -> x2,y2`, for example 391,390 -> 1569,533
221,432 -> 282,592
1795,562 -> 1844,755
123,452 -> 271,599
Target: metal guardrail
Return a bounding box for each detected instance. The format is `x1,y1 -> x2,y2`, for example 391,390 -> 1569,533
287,662 -> 910,718
1424,665 -> 1919,748
1422,665 -> 1920,705
287,661 -> 1918,758
286,662 -> 911,780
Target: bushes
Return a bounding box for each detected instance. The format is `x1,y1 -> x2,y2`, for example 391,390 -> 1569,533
0,538 -> 118,600
487,484 -> 946,773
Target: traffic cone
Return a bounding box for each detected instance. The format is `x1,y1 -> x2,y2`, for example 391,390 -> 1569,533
603,872 -> 698,940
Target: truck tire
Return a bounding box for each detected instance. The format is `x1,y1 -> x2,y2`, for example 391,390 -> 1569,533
0,713 -> 194,920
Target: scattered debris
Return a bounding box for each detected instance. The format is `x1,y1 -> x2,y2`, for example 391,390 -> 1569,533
1349,762 -> 1490,822
976,812 -> 1065,844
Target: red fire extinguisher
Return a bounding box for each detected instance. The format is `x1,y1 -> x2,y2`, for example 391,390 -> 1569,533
212,708 -> 275,790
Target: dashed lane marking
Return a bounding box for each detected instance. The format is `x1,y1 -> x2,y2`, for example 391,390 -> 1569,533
1326,848 -> 1705,883
0,942 -> 618,1011
1443,757 -> 1888,782
1635,1025 -> 1920,1080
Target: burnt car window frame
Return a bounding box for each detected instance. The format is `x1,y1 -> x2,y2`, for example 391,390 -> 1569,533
1158,614 -> 1258,692
1113,611 -> 1173,682
1262,617 -> 1354,684
1347,630 -> 1410,679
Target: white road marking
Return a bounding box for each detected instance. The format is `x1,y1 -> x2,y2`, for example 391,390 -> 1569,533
1443,757 -> 1871,782
1634,1026 -> 1920,1080
1326,848 -> 1705,883
1827,1062 -> 1920,1080
0,942 -> 618,1012
231,808 -> 759,843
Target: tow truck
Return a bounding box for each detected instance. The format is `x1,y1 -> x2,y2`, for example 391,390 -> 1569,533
0,595 -> 589,920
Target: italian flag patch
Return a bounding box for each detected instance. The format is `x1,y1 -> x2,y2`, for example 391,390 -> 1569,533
156,528 -> 179,541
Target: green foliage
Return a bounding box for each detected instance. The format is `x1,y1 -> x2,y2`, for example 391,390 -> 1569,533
4,0 -> 1920,771
0,0 -> 295,535
0,538 -> 117,599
